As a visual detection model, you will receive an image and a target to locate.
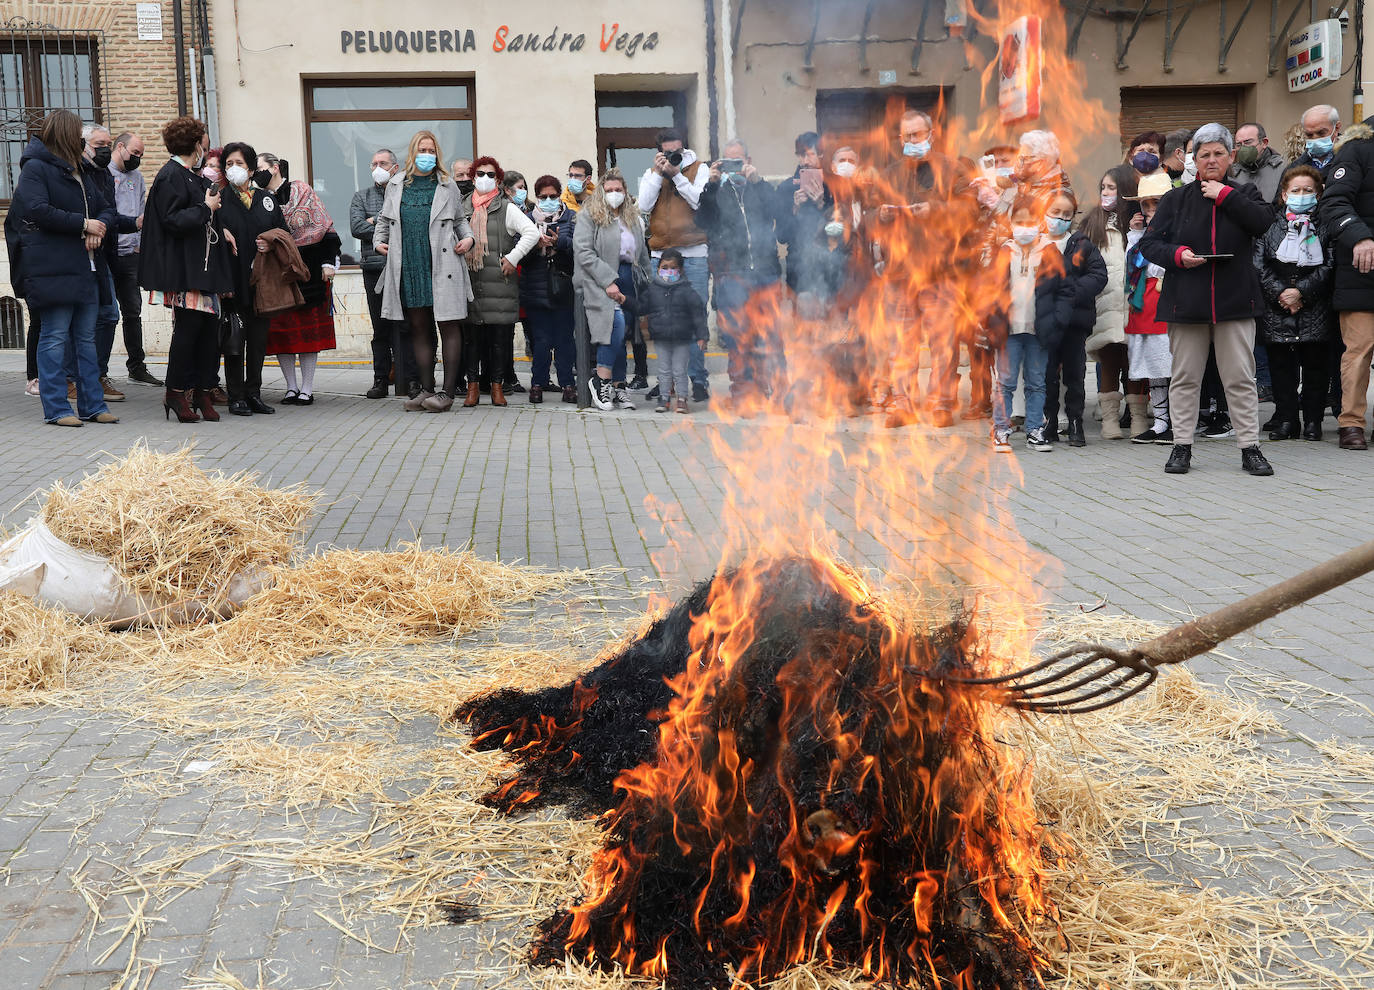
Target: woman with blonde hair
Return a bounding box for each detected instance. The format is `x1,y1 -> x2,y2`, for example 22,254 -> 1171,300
572,167 -> 651,409
374,130 -> 475,411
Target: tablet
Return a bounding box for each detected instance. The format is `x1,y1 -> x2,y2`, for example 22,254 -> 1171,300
1196,253 -> 1234,261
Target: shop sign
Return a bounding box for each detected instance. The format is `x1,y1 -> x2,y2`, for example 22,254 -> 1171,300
136,3 -> 163,41
340,23 -> 659,58
1286,19 -> 1342,92
997,15 -> 1041,124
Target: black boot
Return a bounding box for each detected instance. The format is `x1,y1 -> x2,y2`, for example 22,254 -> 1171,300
1164,444 -> 1192,474
1241,445 -> 1274,476
1066,417 -> 1086,447
365,378 -> 388,399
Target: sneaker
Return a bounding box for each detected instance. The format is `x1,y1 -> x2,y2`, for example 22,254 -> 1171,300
655,401 -> 670,413
646,384 -> 661,400
675,398 -> 689,414
628,375 -> 649,391
1257,385 -> 1274,403
1164,444 -> 1192,474
1202,414 -> 1234,439
692,382 -> 710,402
613,386 -> 636,410
1132,426 -> 1167,444
100,377 -> 125,402
128,367 -> 164,387
1026,429 -> 1053,451
993,429 -> 1013,452
24,378 -> 39,397
505,379 -> 526,394
1151,427 -> 1175,445
1241,445 -> 1274,476
590,377 -> 614,411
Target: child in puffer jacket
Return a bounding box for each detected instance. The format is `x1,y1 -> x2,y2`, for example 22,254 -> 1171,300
639,249 -> 708,414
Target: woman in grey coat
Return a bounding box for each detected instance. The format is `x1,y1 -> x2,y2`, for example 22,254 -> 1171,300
374,130 -> 474,412
573,168 -> 651,410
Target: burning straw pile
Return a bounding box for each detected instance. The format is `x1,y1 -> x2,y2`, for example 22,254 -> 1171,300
459,556 -> 1054,989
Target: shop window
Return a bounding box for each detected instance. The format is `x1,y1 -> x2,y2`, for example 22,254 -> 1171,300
0,26 -> 104,206
816,87 -> 946,167
595,91 -> 687,186
304,79 -> 475,265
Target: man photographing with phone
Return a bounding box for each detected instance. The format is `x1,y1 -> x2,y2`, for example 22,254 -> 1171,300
639,128 -> 712,400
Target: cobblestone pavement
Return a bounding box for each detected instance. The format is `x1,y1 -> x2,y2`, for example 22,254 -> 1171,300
2,353 -> 1372,988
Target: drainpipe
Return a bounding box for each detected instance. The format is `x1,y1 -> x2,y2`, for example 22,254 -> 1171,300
190,47 -> 202,119
722,0 -> 737,142
171,0 -> 188,115
704,0 -> 720,160
203,50 -> 221,145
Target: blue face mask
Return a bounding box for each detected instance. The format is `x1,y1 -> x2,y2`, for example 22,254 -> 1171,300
1046,216 -> 1072,237
1287,191 -> 1318,214
903,141 -> 931,159
567,177 -> 585,194
1306,136 -> 1334,158
414,153 -> 436,174
512,188 -> 528,206
537,196 -> 560,213
660,269 -> 681,284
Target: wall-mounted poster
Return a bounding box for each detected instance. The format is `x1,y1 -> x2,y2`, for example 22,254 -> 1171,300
998,15 -> 1042,124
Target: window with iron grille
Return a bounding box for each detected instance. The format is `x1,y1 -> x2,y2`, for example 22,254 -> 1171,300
1,18 -> 106,206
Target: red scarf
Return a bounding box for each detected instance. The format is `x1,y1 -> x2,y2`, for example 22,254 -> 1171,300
467,188 -> 500,271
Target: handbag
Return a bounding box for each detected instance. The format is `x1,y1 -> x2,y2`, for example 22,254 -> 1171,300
546,255 -> 573,307
220,310 -> 245,357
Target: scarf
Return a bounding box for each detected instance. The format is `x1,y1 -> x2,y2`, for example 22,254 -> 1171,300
467,188 -> 500,271
530,203 -> 561,255
233,181 -> 256,211
1276,214 -> 1323,267
281,179 -> 335,247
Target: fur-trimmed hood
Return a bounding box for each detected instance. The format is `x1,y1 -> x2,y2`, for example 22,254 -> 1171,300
1335,121 -> 1374,151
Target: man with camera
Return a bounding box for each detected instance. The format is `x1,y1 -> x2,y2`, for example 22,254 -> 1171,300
639,128 -> 712,400
696,139 -> 783,406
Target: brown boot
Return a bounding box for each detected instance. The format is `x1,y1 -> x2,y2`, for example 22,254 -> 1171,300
490,381 -> 507,406
194,389 -> 220,422
163,388 -> 199,423
463,383 -> 481,407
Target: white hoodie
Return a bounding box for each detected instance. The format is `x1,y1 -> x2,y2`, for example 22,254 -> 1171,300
637,150 -> 710,259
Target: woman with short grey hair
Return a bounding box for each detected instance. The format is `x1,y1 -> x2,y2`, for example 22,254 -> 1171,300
1138,122 -> 1279,476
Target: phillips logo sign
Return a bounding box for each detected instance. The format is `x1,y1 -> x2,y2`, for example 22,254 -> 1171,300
1286,19 -> 1342,93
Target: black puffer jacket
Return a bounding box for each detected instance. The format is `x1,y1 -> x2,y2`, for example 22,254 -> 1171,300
640,275 -> 708,343
1316,121 -> 1374,312
1137,179 -> 1274,323
1253,215 -> 1335,344
1045,231 -> 1108,342
983,239 -> 1072,348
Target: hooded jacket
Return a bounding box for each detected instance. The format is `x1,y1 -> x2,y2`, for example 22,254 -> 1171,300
1253,213 -> 1335,345
250,228 -> 310,316
696,174 -> 782,284
1315,120 -> 1374,312
640,274 -> 708,343
1137,179 -> 1273,324
8,137 -> 117,308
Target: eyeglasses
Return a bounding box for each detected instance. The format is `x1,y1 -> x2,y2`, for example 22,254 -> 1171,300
567,173 -> 587,180
475,169 -> 496,177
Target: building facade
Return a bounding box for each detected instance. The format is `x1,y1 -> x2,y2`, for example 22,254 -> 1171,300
1,0 -> 1364,359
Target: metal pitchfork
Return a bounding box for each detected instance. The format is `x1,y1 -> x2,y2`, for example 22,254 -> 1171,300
947,538 -> 1374,715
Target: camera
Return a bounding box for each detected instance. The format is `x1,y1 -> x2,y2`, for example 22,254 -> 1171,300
666,149 -> 684,168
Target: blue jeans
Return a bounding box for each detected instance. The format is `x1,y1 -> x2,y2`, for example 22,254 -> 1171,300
95,269 -> 120,378
597,308 -> 627,372
1254,338 -> 1271,391
37,302 -> 106,422
993,333 -> 1048,434
682,255 -> 709,387
525,306 -> 575,387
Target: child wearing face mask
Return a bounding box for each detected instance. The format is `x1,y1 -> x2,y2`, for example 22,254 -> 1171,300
1254,165 -> 1334,441
1122,177 -> 1175,443
640,249 -> 708,413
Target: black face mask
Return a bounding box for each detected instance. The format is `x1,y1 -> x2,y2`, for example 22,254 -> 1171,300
122,153 -> 142,172
456,179 -> 475,195
253,169 -> 272,188
92,146 -> 112,169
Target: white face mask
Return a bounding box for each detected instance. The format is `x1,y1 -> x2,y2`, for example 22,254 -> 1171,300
604,190 -> 626,209
372,165 -> 391,185
833,161 -> 857,179
226,164 -> 250,187
474,175 -> 497,194
824,221 -> 845,237
1012,226 -> 1039,246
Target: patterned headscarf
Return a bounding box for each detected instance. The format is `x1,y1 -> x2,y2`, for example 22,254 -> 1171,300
281,179 -> 335,247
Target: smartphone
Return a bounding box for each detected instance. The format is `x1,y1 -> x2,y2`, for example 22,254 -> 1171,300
979,154 -> 997,182
800,167 -> 823,199
719,158 -> 744,173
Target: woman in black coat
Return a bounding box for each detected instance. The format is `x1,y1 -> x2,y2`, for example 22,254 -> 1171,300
138,115 -> 236,423
520,175 -> 577,403
9,110 -> 119,427
1040,188 -> 1108,445
218,140 -> 288,416
1255,165 -> 1335,440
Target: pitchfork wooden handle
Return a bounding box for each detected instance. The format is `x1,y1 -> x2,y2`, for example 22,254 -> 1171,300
1135,537 -> 1374,668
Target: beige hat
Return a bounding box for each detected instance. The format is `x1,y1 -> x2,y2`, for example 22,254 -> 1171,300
1126,172 -> 1174,200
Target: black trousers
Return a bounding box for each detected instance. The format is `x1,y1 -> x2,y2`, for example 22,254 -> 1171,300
1043,330 -> 1088,428
362,267 -> 413,391
111,253 -> 148,373
223,312 -> 270,400
465,322 -> 507,382
166,308 -> 221,391
1268,340 -> 1329,426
